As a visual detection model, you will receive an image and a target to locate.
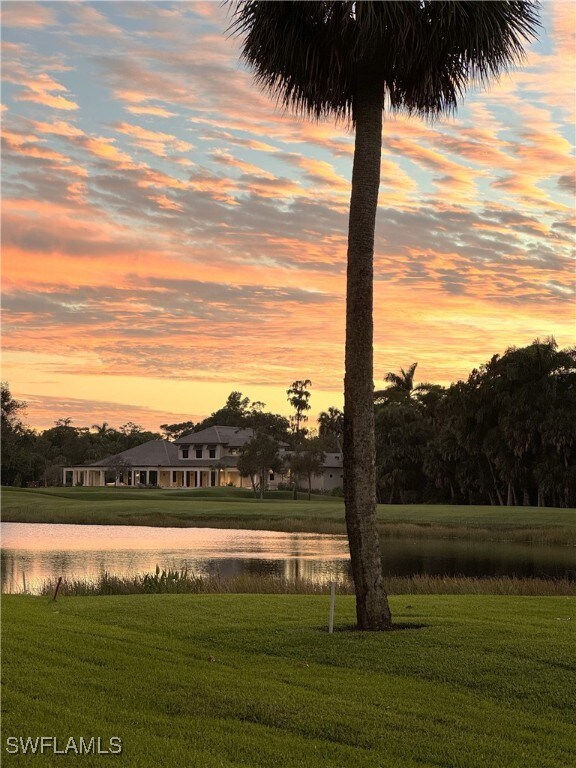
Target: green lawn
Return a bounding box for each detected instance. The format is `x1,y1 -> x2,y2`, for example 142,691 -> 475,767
2,486 -> 575,543
2,594 -> 575,767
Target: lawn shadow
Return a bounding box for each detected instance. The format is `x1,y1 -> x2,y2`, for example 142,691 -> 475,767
329,621 -> 428,633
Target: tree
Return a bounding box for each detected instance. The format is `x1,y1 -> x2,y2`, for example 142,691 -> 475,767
375,398 -> 432,504
375,362 -> 443,406
91,422 -> 114,437
1,383 -> 35,486
288,437 -> 326,500
116,423 -> 162,451
228,0 -> 539,630
419,339 -> 576,508
160,421 -> 196,440
237,434 -> 284,499
286,379 -> 312,439
375,363 -> 418,402
107,455 -> 133,486
245,404 -> 291,443
318,407 -> 344,451
193,391 -> 251,432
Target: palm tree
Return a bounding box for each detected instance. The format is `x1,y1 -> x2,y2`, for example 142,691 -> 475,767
91,422 -> 113,437
375,362 -> 443,408
318,406 -> 344,451
228,1 -> 539,630
375,362 -> 418,402
286,379 -> 312,439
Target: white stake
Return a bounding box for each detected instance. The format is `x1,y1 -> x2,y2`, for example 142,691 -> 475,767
328,581 -> 336,634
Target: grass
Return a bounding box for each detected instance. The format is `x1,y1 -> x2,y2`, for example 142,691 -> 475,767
2,594 -> 575,767
3,487 -> 575,543
31,569 -> 576,597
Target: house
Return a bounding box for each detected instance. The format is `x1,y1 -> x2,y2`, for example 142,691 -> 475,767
63,425 -> 344,491
311,453 -> 344,492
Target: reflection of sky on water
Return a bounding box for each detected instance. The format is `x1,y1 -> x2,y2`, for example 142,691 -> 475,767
1,523 -> 575,594
1,523 -> 350,593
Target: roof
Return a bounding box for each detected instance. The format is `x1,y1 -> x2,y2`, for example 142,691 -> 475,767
87,439 -> 178,467
174,426 -> 254,446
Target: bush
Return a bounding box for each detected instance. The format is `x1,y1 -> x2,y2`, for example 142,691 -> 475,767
330,485 -> 344,497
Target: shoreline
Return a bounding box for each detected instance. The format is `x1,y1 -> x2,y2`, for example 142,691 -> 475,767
2,514 -> 574,545
3,487 -> 575,545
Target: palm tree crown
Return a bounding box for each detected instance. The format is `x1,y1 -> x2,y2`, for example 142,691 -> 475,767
228,1 -> 539,122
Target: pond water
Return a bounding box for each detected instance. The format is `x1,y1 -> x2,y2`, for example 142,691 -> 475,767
1,522 -> 575,593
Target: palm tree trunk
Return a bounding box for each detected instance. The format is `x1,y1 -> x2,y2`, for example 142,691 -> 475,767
344,78 -> 392,631
486,458 -> 504,505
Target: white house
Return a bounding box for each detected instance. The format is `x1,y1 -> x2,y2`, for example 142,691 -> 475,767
62,425 -> 344,492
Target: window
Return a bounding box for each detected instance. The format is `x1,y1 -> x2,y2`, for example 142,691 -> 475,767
172,471 -> 177,482
182,449 -> 189,459
269,473 -> 275,481
329,474 -> 333,478
195,449 -> 203,459
208,447 -> 216,459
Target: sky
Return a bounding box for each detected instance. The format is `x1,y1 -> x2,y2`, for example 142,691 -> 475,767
2,1 -> 574,432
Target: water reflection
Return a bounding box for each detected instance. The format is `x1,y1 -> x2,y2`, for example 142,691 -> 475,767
1,522 -> 575,594
0,524 -> 350,593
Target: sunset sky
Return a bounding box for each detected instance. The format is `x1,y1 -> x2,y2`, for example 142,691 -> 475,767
2,1 -> 574,432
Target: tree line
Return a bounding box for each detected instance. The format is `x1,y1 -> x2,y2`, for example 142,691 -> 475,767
2,339 -> 574,506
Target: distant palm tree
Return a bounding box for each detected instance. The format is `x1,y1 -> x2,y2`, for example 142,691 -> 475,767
318,407 -> 344,451
376,362 -> 419,401
91,422 -> 114,437
286,379 -> 312,438
228,1 -> 539,630
375,362 -> 442,406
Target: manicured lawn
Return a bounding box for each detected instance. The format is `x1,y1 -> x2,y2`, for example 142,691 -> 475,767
2,594 -> 575,767
2,487 -> 575,543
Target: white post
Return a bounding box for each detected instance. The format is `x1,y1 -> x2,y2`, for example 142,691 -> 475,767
22,571 -> 27,595
328,582 -> 336,634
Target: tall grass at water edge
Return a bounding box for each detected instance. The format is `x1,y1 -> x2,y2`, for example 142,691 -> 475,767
29,568 -> 576,597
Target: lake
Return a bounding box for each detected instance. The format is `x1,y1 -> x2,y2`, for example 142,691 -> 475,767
1,522 -> 575,593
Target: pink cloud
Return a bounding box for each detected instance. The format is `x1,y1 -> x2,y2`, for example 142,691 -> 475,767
1,2 -> 56,29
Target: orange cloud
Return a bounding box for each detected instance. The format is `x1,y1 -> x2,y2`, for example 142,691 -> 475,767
31,119 -> 84,138
83,136 -> 134,166
126,105 -> 177,118
15,73 -> 78,111
113,122 -> 193,157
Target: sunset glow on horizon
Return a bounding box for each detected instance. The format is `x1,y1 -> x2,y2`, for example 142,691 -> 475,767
2,1 -> 574,432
